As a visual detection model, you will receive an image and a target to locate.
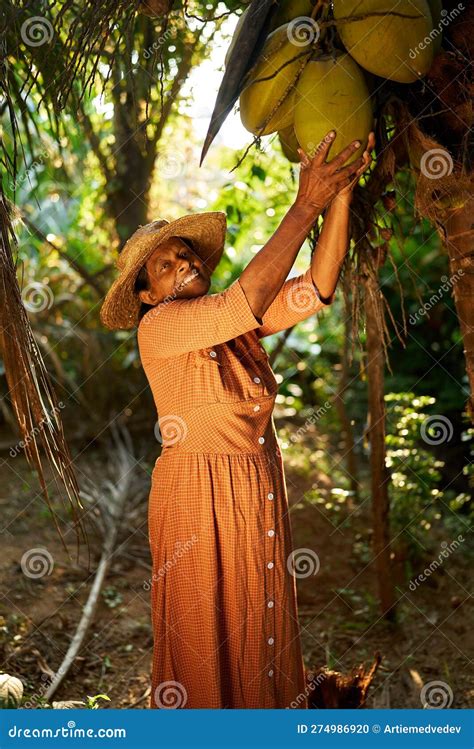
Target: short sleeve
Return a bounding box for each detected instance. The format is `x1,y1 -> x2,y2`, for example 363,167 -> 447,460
137,277 -> 263,359
255,266 -> 334,339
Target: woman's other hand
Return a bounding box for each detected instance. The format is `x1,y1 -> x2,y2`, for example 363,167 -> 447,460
337,131 -> 376,202
293,130 -> 372,214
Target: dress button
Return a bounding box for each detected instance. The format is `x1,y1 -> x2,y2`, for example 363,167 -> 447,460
253,404 -> 261,412
267,492 -> 274,500
253,376 -> 261,384
258,436 -> 265,444
267,562 -> 274,569
268,670 -> 274,677
209,350 -> 217,358
267,600 -> 274,608
268,637 -> 274,645
267,529 -> 275,537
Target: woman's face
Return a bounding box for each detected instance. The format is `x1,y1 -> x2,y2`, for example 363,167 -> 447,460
138,237 -> 211,306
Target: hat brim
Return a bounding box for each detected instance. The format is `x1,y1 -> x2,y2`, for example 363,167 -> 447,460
100,212 -> 227,330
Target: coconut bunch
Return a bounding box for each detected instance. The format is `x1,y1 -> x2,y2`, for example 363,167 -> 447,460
228,0 -> 442,165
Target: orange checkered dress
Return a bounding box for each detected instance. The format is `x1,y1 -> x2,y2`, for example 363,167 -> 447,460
137,267 -> 333,709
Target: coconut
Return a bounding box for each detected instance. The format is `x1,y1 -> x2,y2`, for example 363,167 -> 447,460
293,52 -> 373,165
269,0 -> 317,31
333,0 -> 435,83
239,22 -> 313,136
278,125 -> 301,162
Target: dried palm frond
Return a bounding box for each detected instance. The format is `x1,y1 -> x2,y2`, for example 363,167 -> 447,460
0,184 -> 90,568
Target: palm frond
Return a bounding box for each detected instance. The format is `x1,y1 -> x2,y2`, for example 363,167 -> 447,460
0,184 -> 91,568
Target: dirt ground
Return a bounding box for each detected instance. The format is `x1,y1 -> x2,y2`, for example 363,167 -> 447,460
0,417 -> 472,710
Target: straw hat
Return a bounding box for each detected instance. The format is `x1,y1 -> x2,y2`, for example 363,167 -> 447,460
100,211 -> 227,330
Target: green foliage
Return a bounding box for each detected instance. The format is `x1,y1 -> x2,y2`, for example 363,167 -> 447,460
385,392 -> 448,558
85,693 -> 111,709
102,586 -> 123,609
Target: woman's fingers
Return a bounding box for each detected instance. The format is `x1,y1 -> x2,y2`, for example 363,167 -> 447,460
327,139 -> 361,171
335,154 -> 366,181
310,130 -> 336,166
297,148 -> 311,169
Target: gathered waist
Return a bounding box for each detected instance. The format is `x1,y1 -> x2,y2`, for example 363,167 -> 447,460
154,399 -> 277,455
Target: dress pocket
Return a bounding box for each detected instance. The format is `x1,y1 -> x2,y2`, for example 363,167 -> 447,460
192,346 -> 235,405
191,342 -> 278,405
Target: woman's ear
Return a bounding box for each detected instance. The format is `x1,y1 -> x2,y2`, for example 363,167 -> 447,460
138,288 -> 156,305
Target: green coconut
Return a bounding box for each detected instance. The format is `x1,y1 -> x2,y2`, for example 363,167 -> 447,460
239,22 -> 313,136
333,0 -> 435,83
293,51 -> 374,165
278,125 -> 301,162
269,0 -> 317,31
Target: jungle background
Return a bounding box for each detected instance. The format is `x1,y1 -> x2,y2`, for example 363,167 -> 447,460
0,0 -> 472,710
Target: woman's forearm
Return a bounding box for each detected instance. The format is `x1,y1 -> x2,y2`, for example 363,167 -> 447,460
239,201 -> 320,320
310,193 -> 352,302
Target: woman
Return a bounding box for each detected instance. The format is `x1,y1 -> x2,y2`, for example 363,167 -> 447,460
100,130 -> 375,709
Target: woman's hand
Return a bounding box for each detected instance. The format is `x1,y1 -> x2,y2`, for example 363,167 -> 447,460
293,130 -> 372,213
337,131 -> 376,201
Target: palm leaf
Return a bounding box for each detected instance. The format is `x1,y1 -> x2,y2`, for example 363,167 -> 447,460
199,0 -> 277,165
0,185 -> 90,567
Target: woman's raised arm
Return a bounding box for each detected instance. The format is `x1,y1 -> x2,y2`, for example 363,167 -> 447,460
238,132 -> 367,321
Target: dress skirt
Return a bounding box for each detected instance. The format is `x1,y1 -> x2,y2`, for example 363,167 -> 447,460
147,448 -> 308,709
